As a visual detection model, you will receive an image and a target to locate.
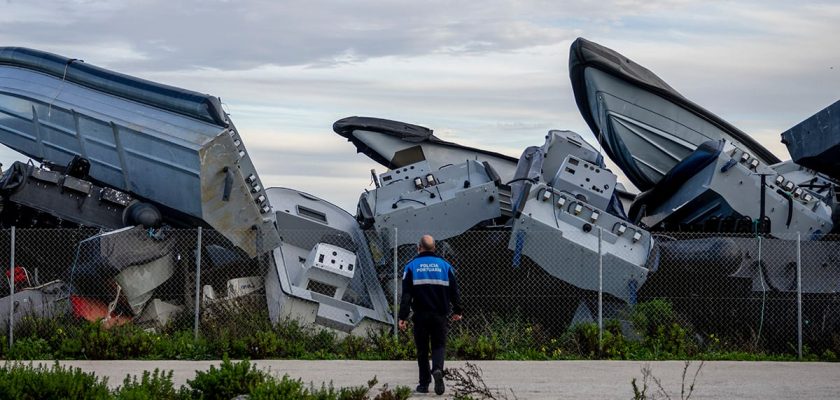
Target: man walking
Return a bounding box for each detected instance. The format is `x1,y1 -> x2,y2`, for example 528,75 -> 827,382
398,234 -> 462,395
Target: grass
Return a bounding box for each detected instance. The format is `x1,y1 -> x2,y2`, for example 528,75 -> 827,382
1,299 -> 836,362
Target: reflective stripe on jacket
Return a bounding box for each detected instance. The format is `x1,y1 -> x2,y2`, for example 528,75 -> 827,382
398,251 -> 462,320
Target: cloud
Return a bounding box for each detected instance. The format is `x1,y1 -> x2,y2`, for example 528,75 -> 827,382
1,0 -> 839,210
0,0 -> 578,70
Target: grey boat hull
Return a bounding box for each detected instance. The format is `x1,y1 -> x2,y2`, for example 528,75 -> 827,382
0,47 -> 279,256
357,159 -> 505,246
629,140 -> 833,238
507,130 -> 650,303
781,100 -> 840,180
266,187 -> 392,333
334,116 -> 519,183
569,38 -> 780,191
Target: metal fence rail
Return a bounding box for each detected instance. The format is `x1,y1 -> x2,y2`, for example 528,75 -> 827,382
1,227 -> 838,359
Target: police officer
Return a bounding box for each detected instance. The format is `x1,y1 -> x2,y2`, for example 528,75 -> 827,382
398,234 -> 462,396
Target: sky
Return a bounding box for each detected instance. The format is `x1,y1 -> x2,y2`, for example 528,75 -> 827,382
1,0 -> 839,212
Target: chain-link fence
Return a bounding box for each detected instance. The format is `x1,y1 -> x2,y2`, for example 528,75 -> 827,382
1,227 -> 838,359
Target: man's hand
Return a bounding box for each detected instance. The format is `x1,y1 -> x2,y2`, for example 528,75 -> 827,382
451,314 -> 462,322
399,319 -> 408,331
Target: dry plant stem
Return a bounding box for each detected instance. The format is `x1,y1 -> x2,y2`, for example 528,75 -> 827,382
444,362 -> 518,400
650,369 -> 670,400
631,360 -> 705,400
684,360 -> 705,400
631,364 -> 651,400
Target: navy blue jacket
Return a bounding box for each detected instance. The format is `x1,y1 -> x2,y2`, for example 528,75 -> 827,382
399,251 -> 462,320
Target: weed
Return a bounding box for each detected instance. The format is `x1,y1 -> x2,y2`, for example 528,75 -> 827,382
1,301 -> 830,362
0,359 -> 413,400
630,300 -> 697,358
7,337 -> 52,359
151,331 -> 210,360
450,325 -> 499,360
364,328 -> 415,360
0,361 -> 111,399
186,357 -> 268,399
444,362 -> 517,400
249,372 -> 409,400
247,375 -> 311,399
114,369 -> 187,400
631,360 -> 705,400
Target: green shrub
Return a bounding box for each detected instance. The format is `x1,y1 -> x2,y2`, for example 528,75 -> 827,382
383,385 -> 412,400
558,320 -> 637,359
14,315 -> 70,346
198,303 -> 274,359
246,330 -> 282,359
450,327 -> 499,360
249,377 -> 393,400
482,314 -> 536,353
562,322 -> 601,358
0,360 -> 410,400
364,329 -> 414,360
249,375 -> 309,399
206,331 -> 247,358
648,323 -> 695,357
630,299 -> 678,337
338,335 -> 367,359
57,334 -> 84,358
335,384 -> 368,400
151,331 -> 209,360
454,313 -> 546,360
827,333 -> 840,362
630,300 -> 697,358
0,361 -> 111,400
602,319 -> 635,359
7,337 -> 53,359
186,357 -> 267,399
269,318 -> 341,359
12,320 -> 164,360
12,315 -> 79,359
4,307 -> 830,361
0,335 -> 7,358
306,329 -> 339,359
114,368 -> 187,400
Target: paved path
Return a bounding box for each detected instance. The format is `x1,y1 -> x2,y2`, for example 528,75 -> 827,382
34,360 -> 840,399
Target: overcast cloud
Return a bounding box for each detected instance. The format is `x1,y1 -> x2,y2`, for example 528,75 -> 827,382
1,0 -> 839,211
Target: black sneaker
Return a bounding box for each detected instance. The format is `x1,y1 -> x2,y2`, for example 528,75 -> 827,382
416,384 -> 429,393
432,369 -> 445,395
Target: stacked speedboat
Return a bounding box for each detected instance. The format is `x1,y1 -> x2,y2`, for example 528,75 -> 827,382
0,38 -> 838,340
334,39 -> 840,336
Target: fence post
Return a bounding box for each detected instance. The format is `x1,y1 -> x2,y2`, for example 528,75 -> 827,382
797,232 -> 802,360
756,235 -> 764,347
393,227 -> 399,339
8,226 -> 14,350
193,227 -> 203,341
597,226 -> 603,352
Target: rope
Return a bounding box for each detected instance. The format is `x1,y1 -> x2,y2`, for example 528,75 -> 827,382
47,58 -> 80,119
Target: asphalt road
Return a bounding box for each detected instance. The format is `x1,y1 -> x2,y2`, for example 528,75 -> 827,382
35,360 -> 840,399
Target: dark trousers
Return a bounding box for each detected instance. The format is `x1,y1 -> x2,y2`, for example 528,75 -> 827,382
413,313 -> 448,385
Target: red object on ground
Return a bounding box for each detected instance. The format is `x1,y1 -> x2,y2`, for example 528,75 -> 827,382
70,295 -> 131,327
5,266 -> 28,289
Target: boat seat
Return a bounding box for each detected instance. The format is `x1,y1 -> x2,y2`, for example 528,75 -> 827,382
629,140 -> 724,222
508,146 -> 542,216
